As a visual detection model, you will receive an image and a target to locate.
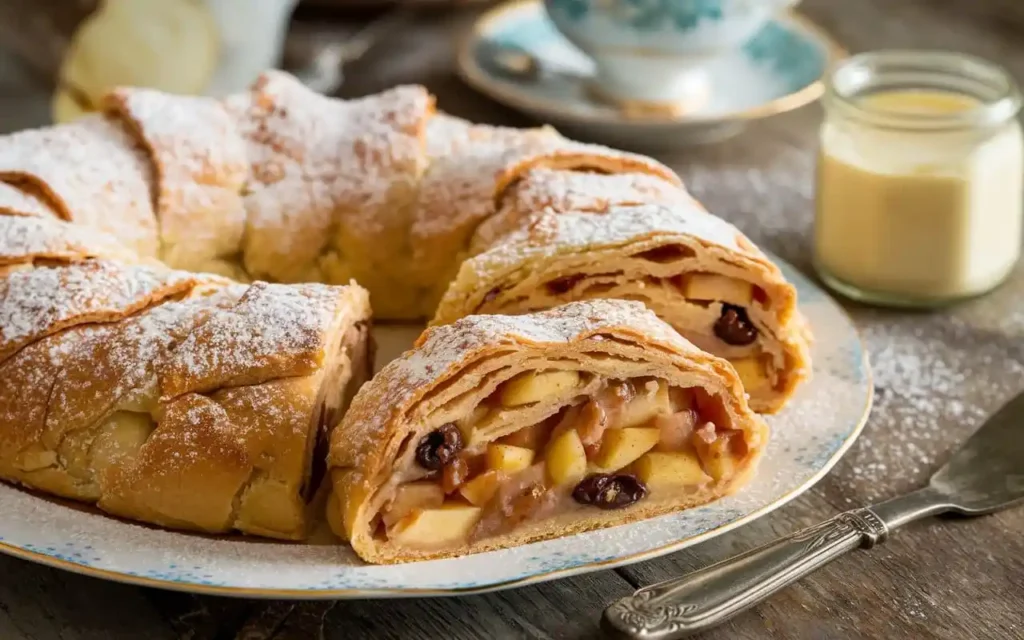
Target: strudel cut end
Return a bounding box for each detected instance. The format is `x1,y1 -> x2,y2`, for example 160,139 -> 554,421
328,299 -> 767,564
434,197 -> 812,413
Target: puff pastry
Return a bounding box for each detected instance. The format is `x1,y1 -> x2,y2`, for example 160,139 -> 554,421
434,177 -> 811,413
329,300 -> 767,563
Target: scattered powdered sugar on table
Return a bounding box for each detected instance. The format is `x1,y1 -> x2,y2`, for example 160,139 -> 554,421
835,311 -> 1024,500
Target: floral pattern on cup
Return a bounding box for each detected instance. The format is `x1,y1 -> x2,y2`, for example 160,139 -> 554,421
546,0 -> 779,33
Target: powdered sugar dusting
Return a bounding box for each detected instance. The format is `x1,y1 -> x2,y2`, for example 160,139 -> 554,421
0,215 -> 130,265
0,322 -> 104,438
409,116 -> 679,284
161,281 -> 349,397
506,168 -> 689,215
834,313 -> 1024,501
227,71 -> 430,280
106,88 -> 249,269
474,202 -> 744,277
47,296 -> 228,432
0,261 -> 195,361
471,168 -> 692,252
0,115 -> 159,257
0,182 -> 57,218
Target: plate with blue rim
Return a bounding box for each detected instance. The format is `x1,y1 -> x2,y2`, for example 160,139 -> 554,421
0,257 -> 872,598
457,0 -> 845,150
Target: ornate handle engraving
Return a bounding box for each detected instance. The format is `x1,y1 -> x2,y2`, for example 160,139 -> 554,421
603,507 -> 889,639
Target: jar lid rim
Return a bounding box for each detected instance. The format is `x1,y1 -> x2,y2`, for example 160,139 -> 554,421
826,50 -> 1021,130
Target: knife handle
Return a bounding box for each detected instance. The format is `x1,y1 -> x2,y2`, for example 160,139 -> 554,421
602,507 -> 889,640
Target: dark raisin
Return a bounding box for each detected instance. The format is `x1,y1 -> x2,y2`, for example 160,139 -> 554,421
415,423 -> 464,470
572,473 -> 648,509
547,274 -> 585,294
713,304 -> 758,346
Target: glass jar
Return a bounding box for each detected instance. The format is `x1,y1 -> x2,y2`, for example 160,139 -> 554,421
813,50 -> 1023,307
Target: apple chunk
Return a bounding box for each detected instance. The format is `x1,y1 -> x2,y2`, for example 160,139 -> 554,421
594,427 -> 660,472
684,274 -> 753,306
634,451 -> 712,488
499,370 -> 580,407
459,470 -> 502,506
619,380 -> 672,428
693,433 -> 743,481
545,428 -> 587,487
389,504 -> 483,546
486,444 -> 535,473
731,358 -> 772,392
382,482 -> 445,526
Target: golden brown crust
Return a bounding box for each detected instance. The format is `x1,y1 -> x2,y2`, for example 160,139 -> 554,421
328,299 -> 767,563
158,281 -> 368,398
472,168 -> 692,253
0,71 -> 812,551
103,88 -> 249,272
0,182 -> 59,218
227,71 -> 434,318
0,261 -> 196,364
0,115 -> 160,257
408,116 -> 681,314
0,215 -> 136,266
0,279 -> 373,539
433,203 -> 810,413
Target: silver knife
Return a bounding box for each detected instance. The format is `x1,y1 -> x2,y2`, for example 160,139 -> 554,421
603,390 -> 1024,639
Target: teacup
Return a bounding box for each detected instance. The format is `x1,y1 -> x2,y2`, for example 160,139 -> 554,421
543,0 -> 800,112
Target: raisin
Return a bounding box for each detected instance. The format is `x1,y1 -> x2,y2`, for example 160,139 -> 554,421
572,473 -> 648,509
713,304 -> 758,346
415,423 -> 464,470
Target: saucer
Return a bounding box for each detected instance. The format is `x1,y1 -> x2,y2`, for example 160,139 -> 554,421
456,0 -> 845,150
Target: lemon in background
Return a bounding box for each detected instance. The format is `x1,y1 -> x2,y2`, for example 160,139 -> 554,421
53,0 -> 220,123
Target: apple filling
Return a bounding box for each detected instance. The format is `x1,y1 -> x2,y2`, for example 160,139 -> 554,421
483,273 -> 779,395
376,372 -> 751,549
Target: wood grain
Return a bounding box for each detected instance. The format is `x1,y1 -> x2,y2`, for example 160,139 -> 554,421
1,1 -> 1023,639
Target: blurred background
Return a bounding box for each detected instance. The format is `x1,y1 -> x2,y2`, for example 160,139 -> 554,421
0,0 -> 488,133
1,0 -> 1022,137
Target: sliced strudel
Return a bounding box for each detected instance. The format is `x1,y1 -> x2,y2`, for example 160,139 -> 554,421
0,256 -> 373,540
434,186 -> 811,413
328,300 -> 767,563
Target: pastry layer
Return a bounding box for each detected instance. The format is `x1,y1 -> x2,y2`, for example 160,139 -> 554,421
328,299 -> 767,563
434,201 -> 811,413
0,275 -> 372,540
0,71 -> 811,549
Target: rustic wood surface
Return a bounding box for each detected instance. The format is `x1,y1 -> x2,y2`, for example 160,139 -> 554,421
1,0 -> 1023,638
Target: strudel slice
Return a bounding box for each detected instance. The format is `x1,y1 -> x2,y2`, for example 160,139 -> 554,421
434,197 -> 811,413
328,300 -> 767,563
0,263 -> 373,540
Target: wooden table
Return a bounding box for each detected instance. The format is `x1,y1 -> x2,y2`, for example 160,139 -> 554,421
1,0 -> 1023,638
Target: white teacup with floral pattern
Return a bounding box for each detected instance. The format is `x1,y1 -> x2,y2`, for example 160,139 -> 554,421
543,0 -> 799,112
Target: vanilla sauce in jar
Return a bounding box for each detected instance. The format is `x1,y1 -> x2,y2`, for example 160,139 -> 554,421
813,51 -> 1024,307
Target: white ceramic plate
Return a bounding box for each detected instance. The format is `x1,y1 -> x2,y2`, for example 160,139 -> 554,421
457,0 -> 845,150
0,259 -> 871,598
